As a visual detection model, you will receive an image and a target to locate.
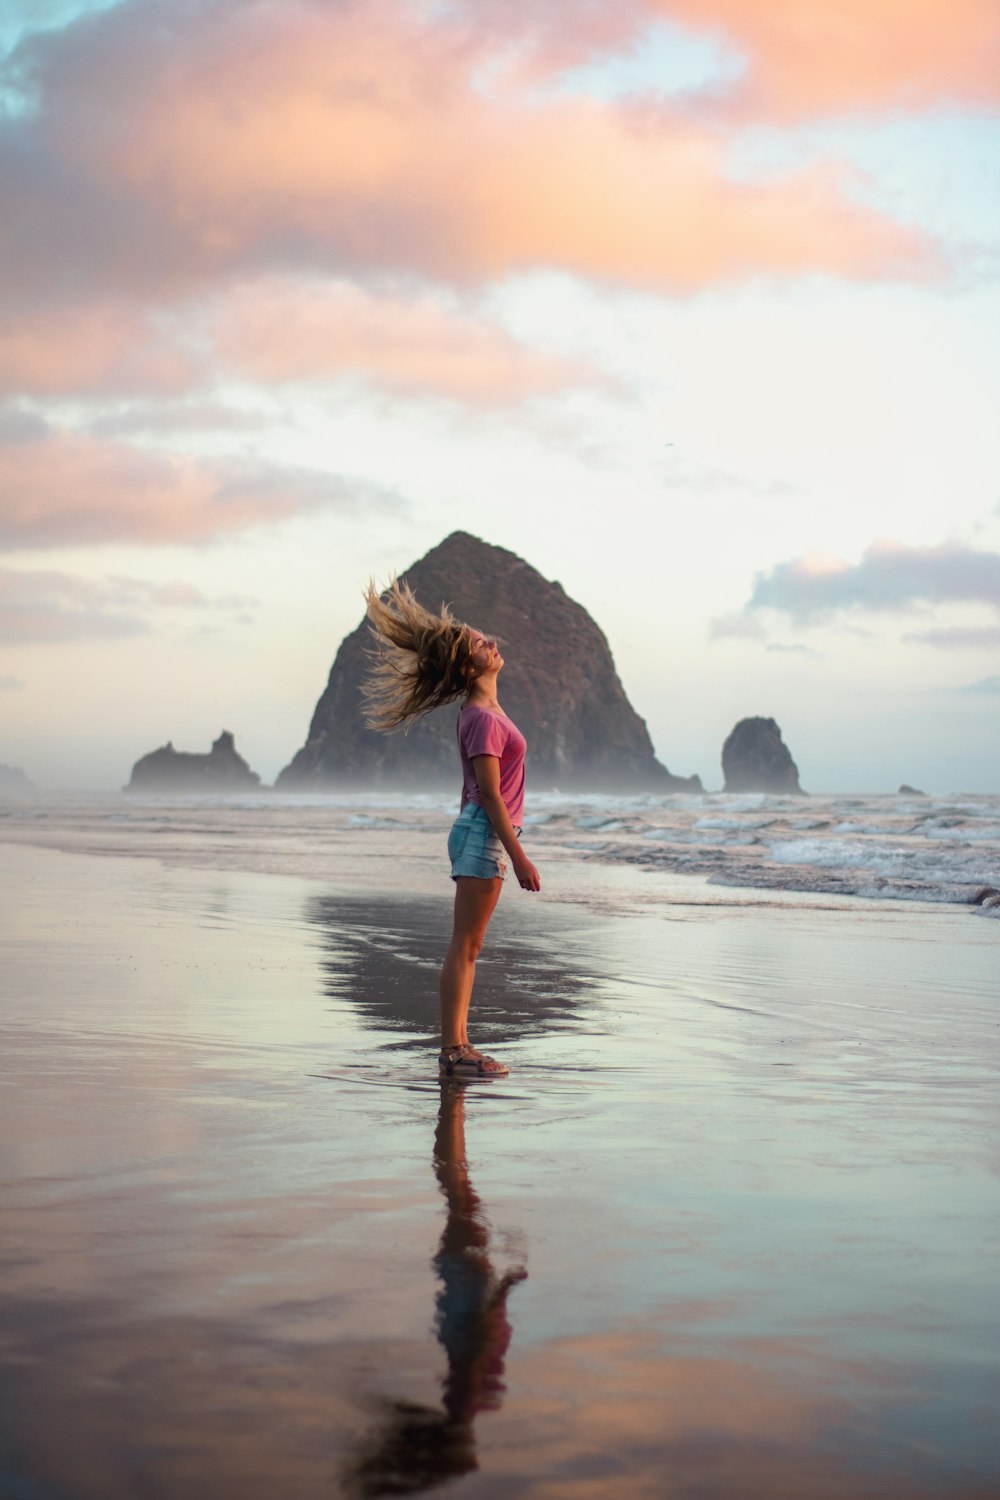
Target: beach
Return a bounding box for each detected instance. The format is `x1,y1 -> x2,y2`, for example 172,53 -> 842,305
2,802 -> 999,1498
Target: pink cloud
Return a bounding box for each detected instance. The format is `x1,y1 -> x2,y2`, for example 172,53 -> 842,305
213,279 -> 602,403
0,566 -> 257,643
0,566 -> 149,643
0,428 -> 405,549
104,576 -> 258,609
0,0 -> 936,311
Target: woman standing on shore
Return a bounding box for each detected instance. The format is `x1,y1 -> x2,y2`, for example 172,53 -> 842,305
363,579 -> 540,1080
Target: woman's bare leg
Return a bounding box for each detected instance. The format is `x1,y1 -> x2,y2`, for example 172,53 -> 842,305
439,877 -> 503,1049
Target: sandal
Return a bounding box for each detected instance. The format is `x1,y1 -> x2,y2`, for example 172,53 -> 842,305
438,1043 -> 509,1079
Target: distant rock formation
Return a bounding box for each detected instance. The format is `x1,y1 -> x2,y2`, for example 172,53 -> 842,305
125,731 -> 261,793
722,717 -> 803,794
278,531 -> 701,792
0,763 -> 36,800
898,784 -> 926,796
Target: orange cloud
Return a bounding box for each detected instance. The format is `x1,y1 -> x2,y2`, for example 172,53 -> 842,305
0,0 -> 935,308
651,0 -> 1000,118
0,429 -> 404,549
457,112 -> 925,286
467,1 -> 1000,118
119,12 -> 932,287
213,279 -> 602,403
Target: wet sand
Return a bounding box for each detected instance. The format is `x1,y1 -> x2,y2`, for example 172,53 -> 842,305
2,839 -> 999,1498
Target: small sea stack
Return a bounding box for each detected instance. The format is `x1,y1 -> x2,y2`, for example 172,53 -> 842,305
722,717 -> 803,794
0,763 -> 36,800
125,731 -> 261,793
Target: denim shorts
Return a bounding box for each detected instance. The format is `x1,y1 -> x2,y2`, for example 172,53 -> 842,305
448,802 -> 519,881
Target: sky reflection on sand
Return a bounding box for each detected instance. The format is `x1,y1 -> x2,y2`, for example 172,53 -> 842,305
1,841 -> 998,1497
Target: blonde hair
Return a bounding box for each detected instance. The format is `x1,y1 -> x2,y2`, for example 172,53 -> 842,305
362,577 -> 476,731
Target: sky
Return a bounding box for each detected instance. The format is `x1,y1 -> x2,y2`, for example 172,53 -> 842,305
1,0 -> 999,794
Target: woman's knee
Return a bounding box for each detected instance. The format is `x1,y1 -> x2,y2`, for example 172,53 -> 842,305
451,929 -> 485,965
451,879 -> 500,959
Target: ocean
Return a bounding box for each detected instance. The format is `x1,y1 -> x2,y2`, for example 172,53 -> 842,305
3,787 -> 998,915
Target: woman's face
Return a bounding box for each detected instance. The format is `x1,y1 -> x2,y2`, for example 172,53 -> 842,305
466,627 -> 503,679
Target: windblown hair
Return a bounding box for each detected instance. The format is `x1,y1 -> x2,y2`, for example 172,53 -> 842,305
362,577 -> 475,731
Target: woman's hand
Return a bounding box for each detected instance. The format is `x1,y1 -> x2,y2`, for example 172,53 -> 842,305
472,754 -> 540,891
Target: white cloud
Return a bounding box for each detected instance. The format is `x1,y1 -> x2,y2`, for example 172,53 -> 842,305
904,624 -> 1000,649
747,540 -> 1000,623
707,611 -> 766,641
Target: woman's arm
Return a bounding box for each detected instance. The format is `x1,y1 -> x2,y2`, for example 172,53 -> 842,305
472,756 -> 540,891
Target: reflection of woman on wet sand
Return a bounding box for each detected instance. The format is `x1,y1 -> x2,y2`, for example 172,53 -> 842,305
434,1083 -> 527,1427
363,579 -> 540,1081
347,1083 -> 526,1497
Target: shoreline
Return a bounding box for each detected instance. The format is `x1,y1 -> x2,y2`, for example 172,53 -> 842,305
3,808 -> 999,930
3,787 -> 998,924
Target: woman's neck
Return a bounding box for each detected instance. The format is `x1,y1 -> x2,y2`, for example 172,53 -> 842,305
466,679 -> 500,709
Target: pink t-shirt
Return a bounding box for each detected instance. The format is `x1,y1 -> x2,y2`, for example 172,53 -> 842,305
457,706 -> 526,826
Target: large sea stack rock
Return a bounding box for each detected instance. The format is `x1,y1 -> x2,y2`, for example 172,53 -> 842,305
278,532 -> 700,792
722,717 -> 803,794
126,731 -> 261,793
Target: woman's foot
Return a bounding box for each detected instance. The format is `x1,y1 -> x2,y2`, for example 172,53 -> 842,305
439,1043 -> 509,1079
